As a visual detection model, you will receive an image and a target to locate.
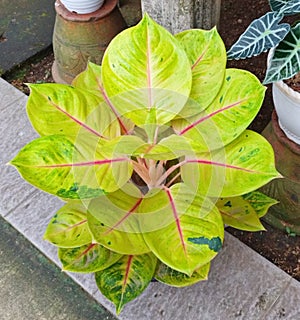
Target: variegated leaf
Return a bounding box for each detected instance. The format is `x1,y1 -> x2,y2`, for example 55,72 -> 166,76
87,182 -> 150,255
72,62 -> 134,135
181,130 -> 281,198
101,14 -> 192,128
58,243 -> 121,273
270,0 -> 300,15
217,197 -> 265,231
10,134 -> 132,199
264,22 -> 300,84
242,191 -> 279,218
95,253 -> 157,314
139,183 -> 224,275
175,28 -> 226,117
155,261 -> 210,287
173,69 -> 265,151
44,202 -> 92,248
27,83 -> 121,140
227,12 -> 289,60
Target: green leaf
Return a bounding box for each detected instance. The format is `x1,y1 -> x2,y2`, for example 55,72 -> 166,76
173,69 -> 266,151
58,243 -> 122,273
72,62 -> 135,135
175,28 -> 226,118
44,202 -> 92,247
217,197 -> 265,231
227,12 -> 289,60
139,183 -> 224,275
95,253 -> 157,314
101,14 -> 192,127
264,22 -> 300,84
87,183 -> 150,255
10,135 -> 132,198
242,191 -> 279,218
27,83 -> 120,140
181,130 -> 281,198
155,261 -> 210,287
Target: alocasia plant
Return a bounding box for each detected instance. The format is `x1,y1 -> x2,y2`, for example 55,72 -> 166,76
227,0 -> 300,84
10,14 -> 280,314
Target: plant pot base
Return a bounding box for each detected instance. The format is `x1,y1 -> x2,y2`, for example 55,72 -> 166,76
261,111 -> 300,235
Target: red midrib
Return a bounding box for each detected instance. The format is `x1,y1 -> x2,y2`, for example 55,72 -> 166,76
186,159 -> 257,173
50,219 -> 87,235
122,255 -> 134,292
146,26 -> 153,110
164,187 -> 187,255
97,79 -> 129,135
104,197 -> 143,235
72,243 -> 97,264
36,158 -> 128,168
191,46 -> 209,70
179,100 -> 245,135
46,95 -> 107,139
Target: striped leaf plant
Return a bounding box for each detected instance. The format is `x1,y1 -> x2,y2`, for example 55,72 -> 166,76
10,14 -> 280,314
227,0 -> 300,84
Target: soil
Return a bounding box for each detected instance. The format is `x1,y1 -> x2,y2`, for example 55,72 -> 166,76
2,0 -> 300,281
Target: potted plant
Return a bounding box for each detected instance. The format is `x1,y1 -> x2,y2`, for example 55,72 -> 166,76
227,0 -> 300,144
227,0 -> 300,234
10,15 -> 279,314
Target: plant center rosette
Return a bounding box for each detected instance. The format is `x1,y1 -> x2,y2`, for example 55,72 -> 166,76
10,15 -> 280,314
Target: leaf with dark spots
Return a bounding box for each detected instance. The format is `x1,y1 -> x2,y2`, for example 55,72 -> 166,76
187,236 -> 223,252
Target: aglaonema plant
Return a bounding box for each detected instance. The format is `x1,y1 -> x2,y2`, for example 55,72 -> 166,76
10,14 -> 280,314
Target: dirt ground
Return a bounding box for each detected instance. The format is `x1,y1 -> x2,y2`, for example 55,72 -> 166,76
3,0 -> 300,280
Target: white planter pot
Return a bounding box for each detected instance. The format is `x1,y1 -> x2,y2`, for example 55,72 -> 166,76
272,79 -> 300,145
267,49 -> 300,145
60,0 -> 105,14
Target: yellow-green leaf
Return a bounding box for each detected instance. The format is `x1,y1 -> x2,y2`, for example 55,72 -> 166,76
87,183 -> 150,255
173,69 -> 266,151
181,130 -> 281,198
217,197 -> 265,231
58,243 -> 121,273
44,202 -> 92,248
139,183 -> 224,275
175,28 -> 226,118
242,191 -> 279,218
27,83 -> 120,140
101,14 -> 192,126
95,253 -> 157,314
10,135 -> 132,198
155,261 -> 210,287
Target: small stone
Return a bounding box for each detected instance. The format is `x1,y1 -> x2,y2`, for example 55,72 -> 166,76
237,19 -> 242,24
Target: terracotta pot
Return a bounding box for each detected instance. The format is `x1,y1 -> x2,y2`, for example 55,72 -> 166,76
261,111 -> 300,235
52,0 -> 126,84
60,0 -> 105,14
